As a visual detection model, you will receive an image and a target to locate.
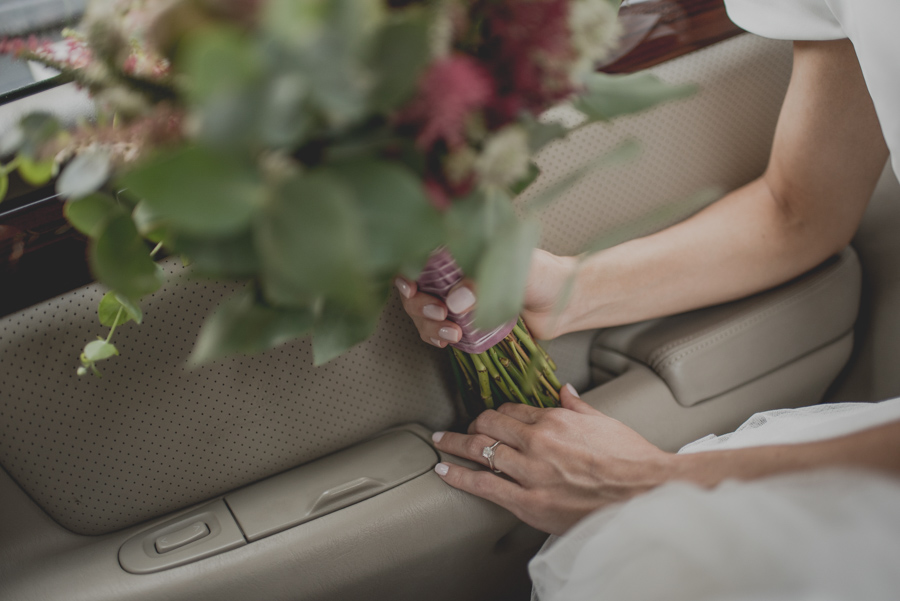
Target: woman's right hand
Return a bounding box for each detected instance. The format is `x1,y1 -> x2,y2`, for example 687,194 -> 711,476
395,249 -> 578,347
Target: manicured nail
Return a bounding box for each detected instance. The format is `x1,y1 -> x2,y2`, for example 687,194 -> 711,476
432,431 -> 445,443
439,327 -> 461,343
394,278 -> 412,299
435,462 -> 450,476
430,338 -> 444,347
565,383 -> 580,398
446,287 -> 476,314
423,304 -> 446,321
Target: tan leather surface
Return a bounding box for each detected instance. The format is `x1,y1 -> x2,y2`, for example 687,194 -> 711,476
0,34 -> 794,536
828,164 -> 900,404
588,334 -> 854,452
593,248 -> 860,406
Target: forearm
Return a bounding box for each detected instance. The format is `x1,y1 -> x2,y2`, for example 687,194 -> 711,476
556,176 -> 853,333
668,419 -> 900,489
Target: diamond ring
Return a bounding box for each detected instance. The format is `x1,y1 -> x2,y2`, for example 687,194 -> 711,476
482,440 -> 504,473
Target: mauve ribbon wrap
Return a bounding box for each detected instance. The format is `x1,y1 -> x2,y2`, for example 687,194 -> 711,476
417,248 -> 516,354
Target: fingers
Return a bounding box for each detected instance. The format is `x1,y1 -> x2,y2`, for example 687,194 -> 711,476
395,277 -> 461,347
432,430 -> 527,480
433,461 -> 526,513
445,280 -> 477,316
559,383 -> 602,416
465,409 -> 531,449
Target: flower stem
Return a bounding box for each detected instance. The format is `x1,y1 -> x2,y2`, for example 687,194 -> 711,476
469,352 -> 494,410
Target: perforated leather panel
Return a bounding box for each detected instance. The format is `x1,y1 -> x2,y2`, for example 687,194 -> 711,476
0,34 -> 793,535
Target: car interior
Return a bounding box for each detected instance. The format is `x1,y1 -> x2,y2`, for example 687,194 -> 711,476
1,0 -> 898,600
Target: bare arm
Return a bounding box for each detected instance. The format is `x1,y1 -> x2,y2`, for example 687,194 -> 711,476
545,39 -> 889,336
399,40 -> 890,343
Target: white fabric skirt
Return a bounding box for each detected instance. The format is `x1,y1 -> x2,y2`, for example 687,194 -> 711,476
529,399 -> 900,601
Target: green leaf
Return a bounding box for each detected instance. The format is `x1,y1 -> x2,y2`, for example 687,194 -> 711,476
445,190 -> 518,276
0,171 -> 7,204
91,214 -> 164,300
521,139 -> 640,212
474,218 -> 541,330
573,72 -> 697,122
16,112 -> 60,158
259,73 -> 312,148
57,149 -> 112,199
82,340 -> 119,362
521,116 -> 568,153
326,159 -> 442,278
311,299 -> 382,365
98,291 -> 143,327
16,155 -> 55,186
119,145 -> 262,236
190,286 -> 315,364
368,11 -> 431,112
582,186 -> 722,255
254,170 -> 373,311
170,230 -> 259,279
510,162 -> 541,196
64,193 -> 123,238
181,28 -> 262,105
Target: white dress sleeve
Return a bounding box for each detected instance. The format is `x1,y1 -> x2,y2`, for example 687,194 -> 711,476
724,0 -> 845,39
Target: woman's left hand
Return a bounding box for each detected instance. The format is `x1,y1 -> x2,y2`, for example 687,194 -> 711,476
431,385 -> 675,535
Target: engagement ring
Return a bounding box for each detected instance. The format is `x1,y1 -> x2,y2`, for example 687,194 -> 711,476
482,440 -> 504,473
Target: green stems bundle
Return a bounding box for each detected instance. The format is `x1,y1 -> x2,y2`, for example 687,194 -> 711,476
449,317 -> 561,413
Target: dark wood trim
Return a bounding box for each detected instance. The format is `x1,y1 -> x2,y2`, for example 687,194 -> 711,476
601,0 -> 744,73
0,0 -> 745,317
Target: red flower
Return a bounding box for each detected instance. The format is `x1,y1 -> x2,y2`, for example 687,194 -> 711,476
404,55 -> 494,150
480,0 -> 577,123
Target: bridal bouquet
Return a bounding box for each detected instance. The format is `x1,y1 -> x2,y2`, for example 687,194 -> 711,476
0,0 -> 693,409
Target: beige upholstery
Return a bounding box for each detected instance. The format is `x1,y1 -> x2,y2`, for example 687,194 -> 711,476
594,248 -> 860,407
0,34 -> 796,538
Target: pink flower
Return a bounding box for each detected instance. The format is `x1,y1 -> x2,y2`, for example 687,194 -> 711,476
404,55 -> 494,150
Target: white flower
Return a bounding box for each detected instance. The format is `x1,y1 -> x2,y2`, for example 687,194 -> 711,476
569,0 -> 623,82
475,125 -> 532,189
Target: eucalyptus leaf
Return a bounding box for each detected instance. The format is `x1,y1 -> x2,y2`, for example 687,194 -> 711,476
57,149 -> 112,199
326,159 -> 442,277
190,286 -> 315,365
474,217 -> 541,330
16,155 -> 55,186
82,340 -> 119,362
311,299 -> 382,366
573,72 -> 697,122
91,214 -> 164,300
65,193 -> 123,238
582,186 -> 722,255
255,170 -> 373,312
444,190 -> 518,276
521,117 -> 568,153
119,146 -> 262,236
368,11 -> 431,112
16,112 -> 60,158
171,229 -> 259,279
510,162 -> 541,196
98,291 -> 143,327
521,139 -> 640,212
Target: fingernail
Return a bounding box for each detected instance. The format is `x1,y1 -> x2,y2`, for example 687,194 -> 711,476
439,327 -> 461,343
446,287 -> 476,314
394,278 -> 412,299
423,304 -> 446,321
430,338 -> 444,347
565,383 -> 580,398
432,431 -> 445,443
435,462 -> 450,476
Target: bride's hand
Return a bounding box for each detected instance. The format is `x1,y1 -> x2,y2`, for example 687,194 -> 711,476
431,385 -> 674,535
395,249 -> 578,347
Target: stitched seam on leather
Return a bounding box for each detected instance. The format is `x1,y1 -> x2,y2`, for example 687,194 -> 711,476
649,257 -> 850,371
646,256 -> 846,365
